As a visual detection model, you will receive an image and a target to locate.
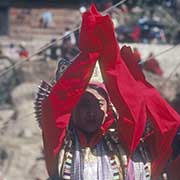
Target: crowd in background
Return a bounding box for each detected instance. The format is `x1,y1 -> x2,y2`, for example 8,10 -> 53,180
10,0 -> 180,44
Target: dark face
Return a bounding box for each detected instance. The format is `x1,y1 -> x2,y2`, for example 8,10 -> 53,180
72,88 -> 108,134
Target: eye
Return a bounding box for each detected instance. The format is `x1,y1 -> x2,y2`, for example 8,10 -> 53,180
98,101 -> 104,107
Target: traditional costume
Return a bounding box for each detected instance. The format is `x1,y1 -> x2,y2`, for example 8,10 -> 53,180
34,5 -> 180,180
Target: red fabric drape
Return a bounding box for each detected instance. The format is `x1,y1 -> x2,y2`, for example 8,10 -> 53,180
120,46 -> 179,178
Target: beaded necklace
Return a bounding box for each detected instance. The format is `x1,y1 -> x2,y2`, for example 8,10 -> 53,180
58,129 -> 152,180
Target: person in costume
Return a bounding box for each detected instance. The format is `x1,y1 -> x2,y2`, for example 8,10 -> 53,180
34,5 -> 180,180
